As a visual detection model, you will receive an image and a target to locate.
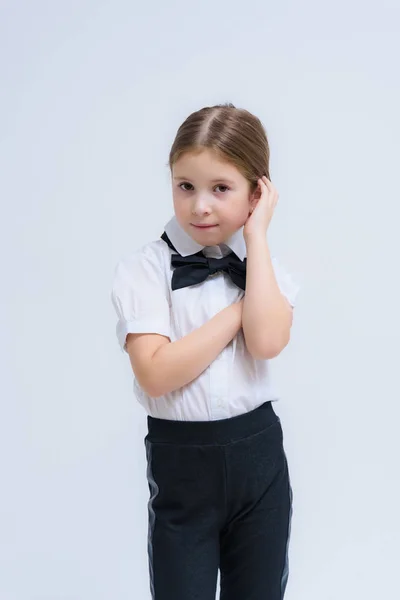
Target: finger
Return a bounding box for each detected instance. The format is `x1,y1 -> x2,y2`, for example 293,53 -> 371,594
264,178 -> 275,195
258,178 -> 268,192
262,177 -> 277,199
264,177 -> 277,195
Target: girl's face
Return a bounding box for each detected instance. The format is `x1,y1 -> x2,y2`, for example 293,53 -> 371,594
171,149 -> 256,246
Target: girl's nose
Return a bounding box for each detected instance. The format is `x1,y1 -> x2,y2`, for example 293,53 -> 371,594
192,194 -> 212,215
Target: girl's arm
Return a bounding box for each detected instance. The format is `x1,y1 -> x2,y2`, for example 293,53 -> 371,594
125,299 -> 244,398
242,177 -> 294,359
242,235 -> 293,359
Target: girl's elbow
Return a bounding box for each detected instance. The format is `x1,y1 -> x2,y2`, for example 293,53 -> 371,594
247,334 -> 290,360
249,346 -> 280,360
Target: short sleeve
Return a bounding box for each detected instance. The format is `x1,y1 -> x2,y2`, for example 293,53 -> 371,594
110,246 -> 171,353
271,256 -> 301,308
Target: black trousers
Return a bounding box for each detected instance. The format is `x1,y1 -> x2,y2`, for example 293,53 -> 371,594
144,401 -> 293,600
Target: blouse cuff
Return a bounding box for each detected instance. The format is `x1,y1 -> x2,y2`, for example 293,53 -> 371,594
116,319 -> 171,353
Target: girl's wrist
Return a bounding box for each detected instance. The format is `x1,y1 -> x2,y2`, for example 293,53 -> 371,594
244,230 -> 268,248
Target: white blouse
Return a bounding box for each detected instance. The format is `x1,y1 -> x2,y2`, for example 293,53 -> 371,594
111,216 -> 300,421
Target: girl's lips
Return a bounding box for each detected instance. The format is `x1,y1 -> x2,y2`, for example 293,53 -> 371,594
191,224 -> 219,228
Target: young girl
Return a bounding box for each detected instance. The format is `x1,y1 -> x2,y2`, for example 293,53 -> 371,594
111,103 -> 300,600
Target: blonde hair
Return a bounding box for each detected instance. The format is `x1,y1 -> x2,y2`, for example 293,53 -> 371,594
168,103 -> 270,192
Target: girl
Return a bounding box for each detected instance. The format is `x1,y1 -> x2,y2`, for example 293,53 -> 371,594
111,103 -> 300,600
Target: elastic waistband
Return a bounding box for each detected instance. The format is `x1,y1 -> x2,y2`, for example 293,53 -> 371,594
145,401 -> 279,445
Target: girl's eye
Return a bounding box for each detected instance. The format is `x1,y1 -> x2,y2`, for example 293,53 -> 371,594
178,183 -> 230,193
179,182 -> 194,191
215,185 -> 229,193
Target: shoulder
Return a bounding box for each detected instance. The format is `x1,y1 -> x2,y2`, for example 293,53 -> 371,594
111,239 -> 172,302
113,239 -> 170,275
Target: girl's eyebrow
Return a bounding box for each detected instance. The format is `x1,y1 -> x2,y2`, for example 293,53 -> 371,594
210,178 -> 235,184
173,176 -> 235,185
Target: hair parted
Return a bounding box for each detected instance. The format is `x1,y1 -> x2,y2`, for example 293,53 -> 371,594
168,103 -> 270,192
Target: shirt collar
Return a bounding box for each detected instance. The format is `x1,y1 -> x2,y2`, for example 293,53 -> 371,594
163,215 -> 247,261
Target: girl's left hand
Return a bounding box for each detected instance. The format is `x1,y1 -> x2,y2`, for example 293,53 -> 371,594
243,176 -> 279,240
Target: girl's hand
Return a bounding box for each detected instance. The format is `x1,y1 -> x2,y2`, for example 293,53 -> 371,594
243,176 -> 279,241
230,297 -> 245,330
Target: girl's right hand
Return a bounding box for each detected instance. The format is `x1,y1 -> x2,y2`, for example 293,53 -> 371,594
232,297 -> 245,328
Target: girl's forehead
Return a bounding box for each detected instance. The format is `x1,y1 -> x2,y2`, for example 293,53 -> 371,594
173,149 -> 243,181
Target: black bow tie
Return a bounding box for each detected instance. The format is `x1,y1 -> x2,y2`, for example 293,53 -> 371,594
161,231 -> 247,291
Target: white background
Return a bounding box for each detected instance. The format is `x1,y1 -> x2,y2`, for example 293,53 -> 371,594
1,1 -> 399,598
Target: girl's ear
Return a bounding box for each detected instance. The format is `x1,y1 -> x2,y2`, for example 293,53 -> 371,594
248,197 -> 256,215
252,180 -> 262,200
248,180 -> 261,211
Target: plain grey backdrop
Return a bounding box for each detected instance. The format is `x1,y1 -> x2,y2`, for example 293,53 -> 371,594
1,1 -> 399,598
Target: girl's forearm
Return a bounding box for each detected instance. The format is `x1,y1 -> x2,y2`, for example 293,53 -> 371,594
242,234 -> 292,359
145,302 -> 243,398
